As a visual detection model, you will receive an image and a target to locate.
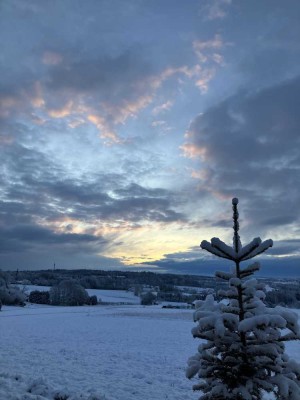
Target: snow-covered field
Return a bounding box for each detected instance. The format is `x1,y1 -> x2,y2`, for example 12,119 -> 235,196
0,301 -> 195,400
1,293 -> 300,400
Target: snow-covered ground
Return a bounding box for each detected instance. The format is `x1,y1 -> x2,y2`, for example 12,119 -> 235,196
1,298 -> 299,400
0,302 -> 195,400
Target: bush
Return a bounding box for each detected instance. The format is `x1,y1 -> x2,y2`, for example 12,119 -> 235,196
29,290 -> 50,304
50,280 -> 89,306
88,295 -> 98,305
141,291 -> 156,305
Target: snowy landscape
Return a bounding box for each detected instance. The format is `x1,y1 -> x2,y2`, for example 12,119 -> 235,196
0,293 -> 195,400
1,205 -> 299,400
1,1 -> 300,399
1,286 -> 299,400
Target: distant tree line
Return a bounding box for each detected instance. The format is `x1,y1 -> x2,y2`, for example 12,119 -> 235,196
265,282 -> 300,308
2,268 -> 300,309
9,268 -> 218,291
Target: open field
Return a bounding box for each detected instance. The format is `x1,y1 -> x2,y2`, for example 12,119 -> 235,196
1,291 -> 300,400
0,300 -> 195,400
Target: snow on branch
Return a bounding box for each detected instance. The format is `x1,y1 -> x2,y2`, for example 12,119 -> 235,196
200,240 -> 232,260
211,237 -> 236,259
238,314 -> 287,332
240,262 -> 260,278
201,237 -> 273,262
215,271 -> 234,280
240,239 -> 273,261
237,237 -> 262,259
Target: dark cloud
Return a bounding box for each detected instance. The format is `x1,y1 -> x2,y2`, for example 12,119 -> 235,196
5,224 -> 102,245
144,258 -> 229,276
201,218 -> 233,229
185,75 -> 300,234
0,223 -> 105,253
0,222 -> 118,269
144,256 -> 300,278
161,246 -> 203,261
3,171 -> 184,226
97,196 -> 184,223
46,50 -> 151,96
235,2 -> 300,88
269,239 -> 300,256
0,244 -> 122,271
115,183 -> 168,199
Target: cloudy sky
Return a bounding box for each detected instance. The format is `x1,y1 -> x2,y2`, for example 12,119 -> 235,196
1,0 -> 300,275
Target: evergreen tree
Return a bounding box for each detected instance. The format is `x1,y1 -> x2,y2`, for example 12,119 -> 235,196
187,198 -> 300,400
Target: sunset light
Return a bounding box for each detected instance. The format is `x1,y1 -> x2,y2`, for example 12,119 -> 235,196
0,1 -> 299,276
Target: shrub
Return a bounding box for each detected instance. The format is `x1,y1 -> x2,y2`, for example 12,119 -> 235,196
141,291 -> 156,305
89,295 -> 98,305
50,280 -> 89,306
29,290 -> 50,304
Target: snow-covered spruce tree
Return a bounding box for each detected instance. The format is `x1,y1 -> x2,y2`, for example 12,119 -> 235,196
187,198 -> 300,400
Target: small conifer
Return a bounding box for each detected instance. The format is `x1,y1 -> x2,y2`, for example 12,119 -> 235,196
187,198 -> 300,400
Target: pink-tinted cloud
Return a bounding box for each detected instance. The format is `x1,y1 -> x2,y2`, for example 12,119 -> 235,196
48,100 -> 73,118
195,68 -> 216,93
87,114 -> 121,144
193,34 -> 224,63
152,100 -> 173,115
180,143 -> 207,160
102,95 -> 153,125
42,51 -> 63,66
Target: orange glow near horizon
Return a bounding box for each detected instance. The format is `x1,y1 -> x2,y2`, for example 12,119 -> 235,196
36,215 -> 225,266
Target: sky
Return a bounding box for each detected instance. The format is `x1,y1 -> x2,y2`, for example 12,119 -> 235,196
1,0 -> 300,276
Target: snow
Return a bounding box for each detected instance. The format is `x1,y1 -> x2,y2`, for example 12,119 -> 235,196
200,240 -> 232,260
201,236 -> 273,262
240,239 -> 273,261
238,314 -> 287,332
1,294 -> 300,400
211,237 -> 236,259
0,302 -> 195,400
0,373 -> 105,400
86,288 -> 140,304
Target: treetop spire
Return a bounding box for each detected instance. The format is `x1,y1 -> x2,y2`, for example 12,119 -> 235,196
232,197 -> 241,253
200,198 -> 273,263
